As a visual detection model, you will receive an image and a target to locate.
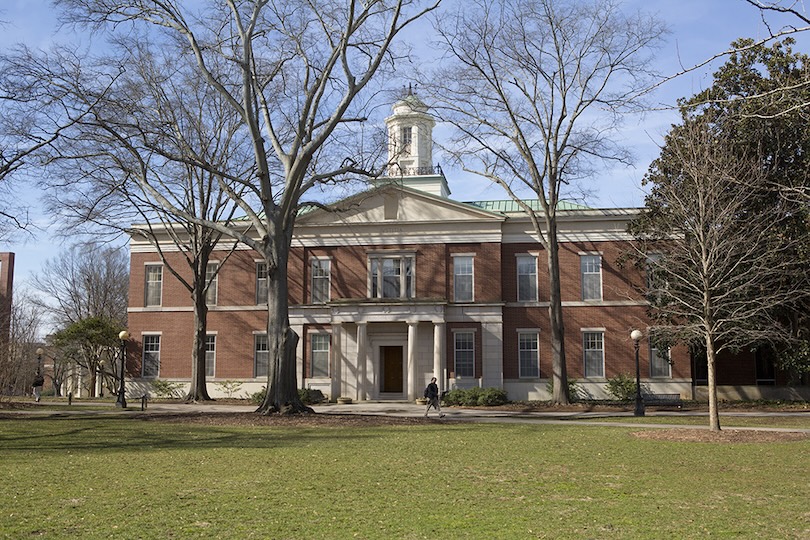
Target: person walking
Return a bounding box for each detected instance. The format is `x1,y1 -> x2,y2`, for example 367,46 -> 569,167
32,372 -> 45,403
423,377 -> 445,418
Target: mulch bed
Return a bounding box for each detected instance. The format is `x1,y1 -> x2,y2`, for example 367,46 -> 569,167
632,428 -> 808,443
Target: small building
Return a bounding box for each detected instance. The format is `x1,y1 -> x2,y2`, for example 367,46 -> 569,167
0,252 -> 13,348
124,95 -> 808,402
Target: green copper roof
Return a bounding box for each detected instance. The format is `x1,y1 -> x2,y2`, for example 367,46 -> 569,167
463,199 -> 590,213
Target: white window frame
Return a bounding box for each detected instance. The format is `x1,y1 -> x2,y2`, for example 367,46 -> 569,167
205,262 -> 219,306
516,255 -> 538,302
205,334 -> 216,378
453,254 -> 474,303
254,333 -> 269,378
582,330 -> 605,378
453,330 -> 475,378
518,330 -> 540,378
144,264 -> 163,307
368,253 -> 415,299
650,339 -> 671,378
311,258 -> 331,304
256,261 -> 268,305
580,254 -> 603,301
400,125 -> 412,155
141,334 -> 161,378
310,333 -> 330,378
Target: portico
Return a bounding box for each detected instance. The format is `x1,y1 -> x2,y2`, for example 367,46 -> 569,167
298,302 -> 447,402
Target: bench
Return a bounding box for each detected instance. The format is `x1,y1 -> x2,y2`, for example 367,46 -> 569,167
642,393 -> 683,408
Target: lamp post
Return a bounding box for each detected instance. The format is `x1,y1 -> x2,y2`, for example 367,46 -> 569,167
115,330 -> 129,408
36,347 -> 43,374
630,330 -> 645,417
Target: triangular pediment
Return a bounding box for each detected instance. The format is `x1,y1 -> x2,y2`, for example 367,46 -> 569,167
296,184 -> 504,226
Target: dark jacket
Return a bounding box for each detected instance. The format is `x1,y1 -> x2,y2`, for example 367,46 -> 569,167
424,382 -> 439,400
32,375 -> 45,387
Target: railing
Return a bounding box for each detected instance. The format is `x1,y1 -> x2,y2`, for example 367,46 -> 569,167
386,164 -> 444,177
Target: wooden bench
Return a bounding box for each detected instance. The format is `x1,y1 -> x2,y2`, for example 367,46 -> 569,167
643,393 -> 683,408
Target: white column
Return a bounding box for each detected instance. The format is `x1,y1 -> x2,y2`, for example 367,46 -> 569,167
331,323 -> 342,402
292,324 -> 304,389
433,322 -> 445,394
407,321 -> 419,401
356,322 -> 368,401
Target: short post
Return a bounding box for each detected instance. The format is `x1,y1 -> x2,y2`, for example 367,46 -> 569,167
116,330 -> 129,408
68,392 -> 73,406
630,329 -> 645,417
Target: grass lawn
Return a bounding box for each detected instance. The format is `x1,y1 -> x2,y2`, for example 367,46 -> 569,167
0,416 -> 808,539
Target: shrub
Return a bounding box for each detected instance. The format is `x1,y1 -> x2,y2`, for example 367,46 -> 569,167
250,386 -> 266,405
605,373 -> 637,401
150,379 -> 184,399
216,380 -> 243,399
442,387 -> 507,407
298,388 -> 326,404
477,387 -> 508,406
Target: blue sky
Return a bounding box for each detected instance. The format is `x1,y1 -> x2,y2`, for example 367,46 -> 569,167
1,0 -> 808,290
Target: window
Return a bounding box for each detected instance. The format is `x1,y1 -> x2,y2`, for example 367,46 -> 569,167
645,253 -> 663,290
145,265 -> 163,307
142,335 -> 161,378
311,259 -> 331,304
583,331 -> 604,378
516,255 -> 537,302
453,256 -> 474,302
205,262 -> 219,306
310,333 -> 330,378
369,255 -> 414,299
580,255 -> 602,301
254,334 -> 269,378
454,332 -> 475,378
650,340 -> 671,378
205,335 -> 216,378
518,332 -> 540,378
400,125 -> 412,155
256,262 -> 268,305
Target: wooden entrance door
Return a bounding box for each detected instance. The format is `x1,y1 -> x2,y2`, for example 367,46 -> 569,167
380,346 -> 404,393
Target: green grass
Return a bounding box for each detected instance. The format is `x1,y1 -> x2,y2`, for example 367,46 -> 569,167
0,417 -> 808,539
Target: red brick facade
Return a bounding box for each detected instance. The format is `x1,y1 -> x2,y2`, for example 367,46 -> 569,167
126,183 -> 706,402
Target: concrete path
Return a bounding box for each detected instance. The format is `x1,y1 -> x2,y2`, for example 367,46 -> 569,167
4,399 -> 810,433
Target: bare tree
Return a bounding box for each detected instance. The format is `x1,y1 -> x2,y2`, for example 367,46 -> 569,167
0,290 -> 41,399
31,243 -> 129,330
40,47 -> 252,402
631,118 -> 805,431
0,41 -> 90,239
49,0 -> 439,414
427,0 -> 665,404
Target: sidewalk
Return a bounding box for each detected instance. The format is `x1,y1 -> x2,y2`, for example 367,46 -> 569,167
5,399 -> 810,433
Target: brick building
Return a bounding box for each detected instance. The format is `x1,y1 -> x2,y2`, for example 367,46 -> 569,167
0,252 -> 13,348
124,95 -> 806,402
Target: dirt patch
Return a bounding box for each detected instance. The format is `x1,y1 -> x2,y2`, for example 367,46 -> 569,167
141,412 -> 437,428
632,428 -> 808,443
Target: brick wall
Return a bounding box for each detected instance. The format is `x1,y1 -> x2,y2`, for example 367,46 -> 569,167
127,236 -> 689,384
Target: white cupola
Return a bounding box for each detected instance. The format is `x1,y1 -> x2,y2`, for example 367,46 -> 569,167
384,87 -> 450,198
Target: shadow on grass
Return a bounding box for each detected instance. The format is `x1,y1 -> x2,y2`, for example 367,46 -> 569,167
0,413 -> 448,453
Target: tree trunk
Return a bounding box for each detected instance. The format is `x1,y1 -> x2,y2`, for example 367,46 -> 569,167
185,244 -> 214,402
546,219 -> 570,405
256,240 -> 312,415
186,289 -> 213,402
88,364 -> 97,398
706,332 -> 721,431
